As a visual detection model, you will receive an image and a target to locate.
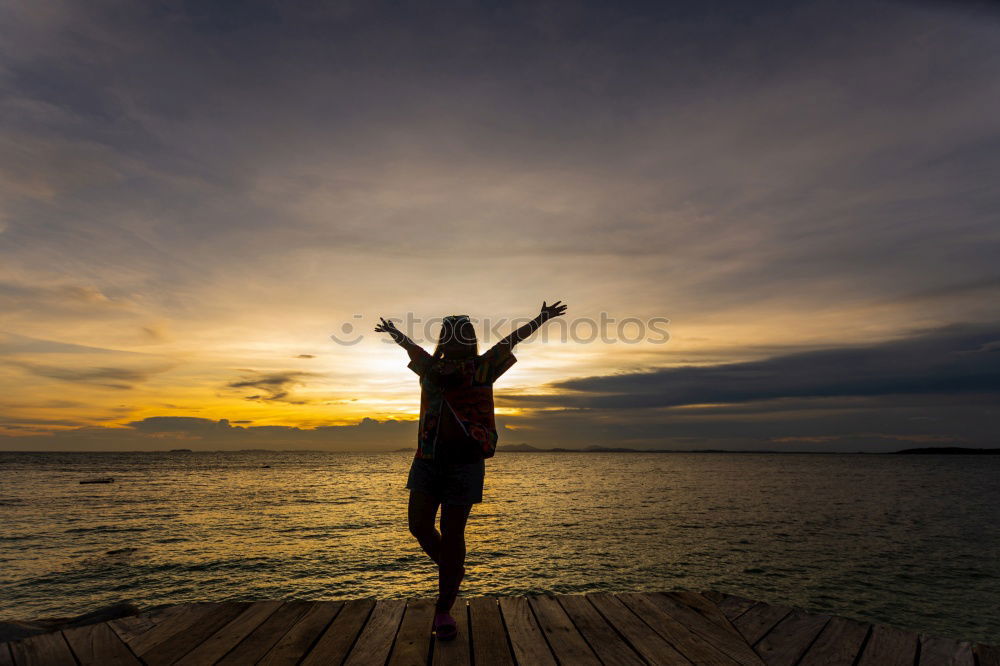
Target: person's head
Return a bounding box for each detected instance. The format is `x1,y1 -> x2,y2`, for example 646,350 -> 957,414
433,315 -> 478,360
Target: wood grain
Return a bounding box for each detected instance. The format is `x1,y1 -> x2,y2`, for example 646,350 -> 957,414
342,598 -> 406,666
528,594 -> 601,665
918,635 -> 974,666
388,598 -> 434,666
175,599 -> 283,665
62,621 -> 140,665
798,615 -> 870,666
586,593 -> 689,666
9,631 -> 77,666
556,593 -> 645,666
217,599 -> 316,665
733,602 -> 793,646
469,597 -> 514,666
754,609 -> 830,666
498,596 -> 557,666
258,600 -> 344,666
299,599 -> 376,666
856,623 -> 919,666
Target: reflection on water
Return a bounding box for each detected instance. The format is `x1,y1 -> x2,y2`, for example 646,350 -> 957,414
1,450 -> 998,642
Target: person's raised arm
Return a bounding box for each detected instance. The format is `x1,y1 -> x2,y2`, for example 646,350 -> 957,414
374,317 -> 422,354
497,300 -> 568,350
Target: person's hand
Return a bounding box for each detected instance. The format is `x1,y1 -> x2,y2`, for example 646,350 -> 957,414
374,317 -> 400,335
540,300 -> 567,321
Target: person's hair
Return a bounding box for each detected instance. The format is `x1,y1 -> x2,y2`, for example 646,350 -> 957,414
432,315 -> 478,360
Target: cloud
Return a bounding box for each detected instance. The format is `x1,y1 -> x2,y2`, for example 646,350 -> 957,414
128,416 -> 234,433
0,331 -> 147,356
226,370 -> 318,403
2,0 -> 1000,450
295,354 -> 315,359
7,360 -> 171,389
0,415 -> 419,451
139,323 -> 170,343
516,324 -> 1000,409
0,282 -> 130,314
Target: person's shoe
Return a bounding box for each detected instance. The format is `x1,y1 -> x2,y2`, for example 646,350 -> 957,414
433,611 -> 457,641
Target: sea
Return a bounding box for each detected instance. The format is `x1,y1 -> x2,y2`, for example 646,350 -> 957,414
1,450 -> 998,643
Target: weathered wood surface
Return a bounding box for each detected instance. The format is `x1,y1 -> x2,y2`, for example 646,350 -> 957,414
468,596 -> 512,666
1,589 -> 996,665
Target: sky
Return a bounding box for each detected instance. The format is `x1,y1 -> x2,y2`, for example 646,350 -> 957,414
1,0 -> 999,451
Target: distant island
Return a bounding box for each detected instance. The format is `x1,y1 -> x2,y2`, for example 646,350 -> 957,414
894,447 -> 1000,455
43,445 -> 994,455
394,443 -> 874,454
500,444 -> 798,453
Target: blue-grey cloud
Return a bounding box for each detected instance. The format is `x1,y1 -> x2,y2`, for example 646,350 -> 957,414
515,324 -> 1000,409
3,0 -> 1000,449
0,415 -> 421,451
2,0 -> 999,319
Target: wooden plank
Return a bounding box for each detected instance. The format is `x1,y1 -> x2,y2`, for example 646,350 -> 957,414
175,600 -> 283,665
918,635 -> 973,665
754,609 -> 830,666
9,631 -> 76,666
717,594 -> 758,622
0,643 -> 13,666
62,621 -> 141,665
856,623 -> 919,666
107,615 -> 158,645
975,643 -> 1000,666
342,599 -> 406,666
388,598 -> 435,666
651,592 -> 763,665
702,590 -> 726,603
617,592 -> 739,665
733,602 -> 793,646
141,601 -> 250,666
298,599 -> 375,666
433,600 -> 471,666
258,601 -> 344,666
556,593 -> 645,666
118,602 -> 217,655
108,603 -> 189,646
498,596 -> 557,666
468,597 -> 514,666
528,594 -> 601,665
217,600 -> 316,665
798,616 -> 871,666
585,593 -> 688,666
668,590 -> 738,632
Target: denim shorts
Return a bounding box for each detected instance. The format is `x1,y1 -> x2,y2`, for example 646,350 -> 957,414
406,457 -> 485,505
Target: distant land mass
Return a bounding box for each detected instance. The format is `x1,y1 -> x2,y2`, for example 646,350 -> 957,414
894,447 -> 1000,455
390,443 -> 853,453
128,445 -> 1000,455
501,444 -> 794,453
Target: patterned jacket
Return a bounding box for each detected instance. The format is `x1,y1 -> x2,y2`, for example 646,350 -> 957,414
406,342 -> 517,460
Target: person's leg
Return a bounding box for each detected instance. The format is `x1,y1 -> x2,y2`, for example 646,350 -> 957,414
408,489 -> 442,565
436,502 -> 472,612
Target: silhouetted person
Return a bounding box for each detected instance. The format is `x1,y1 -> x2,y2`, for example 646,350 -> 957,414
375,301 -> 567,640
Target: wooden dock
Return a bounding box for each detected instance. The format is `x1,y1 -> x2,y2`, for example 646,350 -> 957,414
2,590 -> 997,665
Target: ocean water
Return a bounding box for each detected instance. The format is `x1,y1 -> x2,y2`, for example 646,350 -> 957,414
1,450 -> 998,643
